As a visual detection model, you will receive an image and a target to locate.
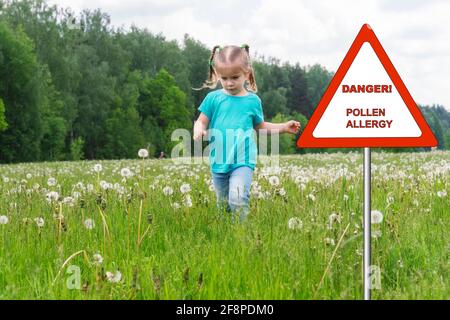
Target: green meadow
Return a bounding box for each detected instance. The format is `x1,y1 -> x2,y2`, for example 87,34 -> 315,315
0,151 -> 448,299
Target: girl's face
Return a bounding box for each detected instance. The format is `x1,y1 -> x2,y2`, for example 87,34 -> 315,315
215,63 -> 249,95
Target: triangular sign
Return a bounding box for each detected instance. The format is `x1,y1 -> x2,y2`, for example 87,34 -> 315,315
297,24 -> 437,148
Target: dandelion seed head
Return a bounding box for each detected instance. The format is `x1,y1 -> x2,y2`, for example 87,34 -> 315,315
371,210 -> 383,224
0,215 -> 9,225
84,218 -> 95,230
180,183 -> 191,194
162,186 -> 173,196
120,167 -> 132,178
288,217 -> 303,230
138,149 -> 149,158
35,217 -> 45,228
47,177 -> 57,187
268,176 -> 280,186
93,253 -> 103,265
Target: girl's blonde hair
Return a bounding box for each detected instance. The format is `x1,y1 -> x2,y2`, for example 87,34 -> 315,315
194,44 -> 258,92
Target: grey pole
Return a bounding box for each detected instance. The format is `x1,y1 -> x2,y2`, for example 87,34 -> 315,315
363,147 -> 371,300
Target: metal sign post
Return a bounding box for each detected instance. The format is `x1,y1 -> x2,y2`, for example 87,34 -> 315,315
363,147 -> 371,300
296,24 -> 438,299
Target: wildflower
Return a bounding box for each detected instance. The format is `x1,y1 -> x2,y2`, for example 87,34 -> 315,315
172,202 -> 181,210
120,168 -> 132,179
184,195 -> 193,208
106,270 -> 122,283
288,217 -> 303,230
268,176 -> 280,186
372,230 -> 382,238
26,173 -> 32,179
328,213 -> 342,230
63,197 -> 75,207
324,237 -> 335,246
387,195 -> 394,205
35,217 -> 45,228
208,184 -> 215,192
162,186 -> 173,196
437,190 -> 447,198
100,180 -> 112,191
3,177 -> 9,183
371,210 -> 383,224
84,218 -> 95,230
180,183 -> 191,194
0,215 -> 9,225
47,177 -> 57,187
138,149 -> 149,158
93,253 -> 103,266
46,191 -> 60,203
93,164 -> 103,173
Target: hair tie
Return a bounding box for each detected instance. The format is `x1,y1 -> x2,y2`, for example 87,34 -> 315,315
240,44 -> 248,49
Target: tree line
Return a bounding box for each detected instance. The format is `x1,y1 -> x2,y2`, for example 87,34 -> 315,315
0,0 -> 449,163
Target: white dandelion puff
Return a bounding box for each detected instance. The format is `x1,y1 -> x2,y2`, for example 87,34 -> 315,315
184,195 -> 193,208
46,191 -> 60,203
180,183 -> 191,194
328,213 -> 342,230
93,253 -> 103,266
138,148 -> 149,158
35,217 -> 45,228
93,163 -> 103,173
268,176 -> 280,186
172,202 -> 181,210
106,270 -> 122,283
120,168 -> 132,178
162,186 -> 173,196
437,190 -> 447,198
372,229 -> 382,238
0,215 -> 9,225
324,237 -> 335,246
371,210 -> 384,224
288,217 -> 303,230
278,188 -> 286,197
63,196 -> 75,207
47,177 -> 57,187
84,218 -> 95,230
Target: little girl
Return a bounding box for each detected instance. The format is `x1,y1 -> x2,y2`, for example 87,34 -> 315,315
193,44 -> 300,221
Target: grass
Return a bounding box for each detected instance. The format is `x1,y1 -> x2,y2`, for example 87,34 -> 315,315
0,151 -> 448,299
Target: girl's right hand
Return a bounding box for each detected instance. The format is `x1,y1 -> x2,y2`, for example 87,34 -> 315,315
193,128 -> 207,141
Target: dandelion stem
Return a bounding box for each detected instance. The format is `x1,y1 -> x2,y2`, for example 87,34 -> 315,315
314,223 -> 350,298
52,250 -> 87,285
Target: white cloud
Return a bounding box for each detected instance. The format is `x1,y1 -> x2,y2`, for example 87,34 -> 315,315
46,0 -> 450,110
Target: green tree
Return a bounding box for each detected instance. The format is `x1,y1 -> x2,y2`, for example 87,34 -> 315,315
0,22 -> 44,163
0,99 -> 7,132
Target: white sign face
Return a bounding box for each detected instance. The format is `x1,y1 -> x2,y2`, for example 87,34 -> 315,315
312,42 -> 422,138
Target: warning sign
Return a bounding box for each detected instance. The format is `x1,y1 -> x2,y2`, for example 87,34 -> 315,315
297,24 -> 437,148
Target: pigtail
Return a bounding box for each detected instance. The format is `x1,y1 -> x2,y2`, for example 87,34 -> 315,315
241,44 -> 258,93
192,45 -> 222,91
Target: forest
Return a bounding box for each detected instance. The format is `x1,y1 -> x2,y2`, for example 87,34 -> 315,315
1,0 -> 449,163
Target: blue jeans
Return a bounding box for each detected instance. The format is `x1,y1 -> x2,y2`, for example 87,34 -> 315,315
212,166 -> 253,222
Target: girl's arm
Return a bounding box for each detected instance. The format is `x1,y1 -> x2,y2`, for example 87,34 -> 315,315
255,120 -> 301,134
193,113 -> 210,141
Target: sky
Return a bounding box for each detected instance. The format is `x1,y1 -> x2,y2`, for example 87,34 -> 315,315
47,0 -> 450,110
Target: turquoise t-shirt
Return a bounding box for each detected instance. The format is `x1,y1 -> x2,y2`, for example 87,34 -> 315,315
198,89 -> 264,173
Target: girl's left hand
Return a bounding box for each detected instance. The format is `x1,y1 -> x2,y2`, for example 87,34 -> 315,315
284,120 -> 301,134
